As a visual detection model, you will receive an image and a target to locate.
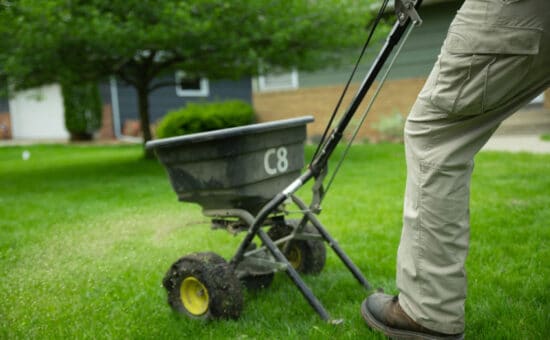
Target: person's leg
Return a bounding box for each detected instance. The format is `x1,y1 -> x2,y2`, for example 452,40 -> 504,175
397,1 -> 550,334
396,70 -> 547,334
363,0 -> 550,336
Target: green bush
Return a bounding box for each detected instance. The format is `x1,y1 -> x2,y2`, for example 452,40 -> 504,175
373,111 -> 405,142
62,81 -> 102,141
156,100 -> 255,138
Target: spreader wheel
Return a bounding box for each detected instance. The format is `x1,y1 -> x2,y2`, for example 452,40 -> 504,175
237,242 -> 275,290
162,252 -> 243,320
268,220 -> 326,275
240,272 -> 275,290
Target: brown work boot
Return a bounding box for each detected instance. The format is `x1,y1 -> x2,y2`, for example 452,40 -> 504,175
360,292 -> 464,340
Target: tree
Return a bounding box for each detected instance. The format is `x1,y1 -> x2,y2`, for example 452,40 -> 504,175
2,0 -> 376,157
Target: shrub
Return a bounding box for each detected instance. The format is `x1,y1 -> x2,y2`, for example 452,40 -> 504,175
156,100 -> 255,138
62,81 -> 102,141
372,111 -> 405,142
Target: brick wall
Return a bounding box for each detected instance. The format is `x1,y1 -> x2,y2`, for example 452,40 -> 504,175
0,113 -> 11,139
252,77 -> 426,142
98,104 -> 115,140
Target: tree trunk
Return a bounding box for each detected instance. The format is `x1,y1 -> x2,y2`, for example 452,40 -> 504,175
136,85 -> 154,159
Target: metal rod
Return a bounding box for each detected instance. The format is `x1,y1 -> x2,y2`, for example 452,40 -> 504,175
324,23 -> 416,194
219,201 -> 331,320
310,17 -> 414,175
292,195 -> 371,290
230,193 -> 288,266
256,228 -> 331,321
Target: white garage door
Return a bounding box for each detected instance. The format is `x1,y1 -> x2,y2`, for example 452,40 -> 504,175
9,84 -> 69,140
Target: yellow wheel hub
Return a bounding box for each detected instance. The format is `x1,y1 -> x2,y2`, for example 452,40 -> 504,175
287,244 -> 302,269
180,277 -> 209,316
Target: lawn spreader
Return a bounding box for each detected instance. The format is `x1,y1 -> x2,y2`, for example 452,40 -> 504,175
146,0 -> 422,323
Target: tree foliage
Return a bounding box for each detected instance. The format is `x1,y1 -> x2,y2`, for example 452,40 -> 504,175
1,0 -> 378,156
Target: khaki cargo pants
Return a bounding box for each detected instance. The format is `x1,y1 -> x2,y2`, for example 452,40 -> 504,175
396,0 -> 550,334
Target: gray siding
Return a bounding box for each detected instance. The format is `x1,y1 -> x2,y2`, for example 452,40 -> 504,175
0,98 -> 9,112
104,76 -> 252,124
99,82 -> 111,104
298,1 -> 462,87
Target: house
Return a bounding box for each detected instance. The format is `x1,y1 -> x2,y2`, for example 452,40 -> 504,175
2,0 -> 548,141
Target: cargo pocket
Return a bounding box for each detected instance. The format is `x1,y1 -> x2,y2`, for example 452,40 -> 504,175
430,25 -> 541,116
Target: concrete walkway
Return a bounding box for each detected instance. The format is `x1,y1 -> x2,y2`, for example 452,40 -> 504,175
482,135 -> 550,154
481,107 -> 550,154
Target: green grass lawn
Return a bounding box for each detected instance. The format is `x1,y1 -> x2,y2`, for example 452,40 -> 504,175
1,143 -> 549,339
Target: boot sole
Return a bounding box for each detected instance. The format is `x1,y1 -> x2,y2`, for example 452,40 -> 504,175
360,299 -> 464,340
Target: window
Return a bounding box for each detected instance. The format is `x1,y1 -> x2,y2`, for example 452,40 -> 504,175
258,68 -> 299,92
175,71 -> 209,97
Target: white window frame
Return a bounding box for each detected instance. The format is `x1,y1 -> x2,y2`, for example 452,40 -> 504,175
175,71 -> 210,97
258,68 -> 299,92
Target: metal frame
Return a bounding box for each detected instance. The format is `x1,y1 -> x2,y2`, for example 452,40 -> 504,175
225,0 -> 423,322
205,192 -> 372,322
